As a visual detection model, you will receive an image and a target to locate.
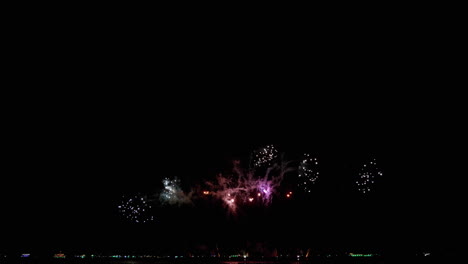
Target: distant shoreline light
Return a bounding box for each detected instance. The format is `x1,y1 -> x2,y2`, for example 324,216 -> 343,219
349,253 -> 375,257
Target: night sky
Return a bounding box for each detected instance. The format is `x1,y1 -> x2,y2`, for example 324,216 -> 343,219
2,92 -> 464,256
1,10 -> 465,260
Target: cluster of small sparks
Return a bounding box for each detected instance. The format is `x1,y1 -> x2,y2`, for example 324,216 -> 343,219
118,194 -> 154,223
356,159 -> 383,194
298,153 -> 319,193
252,144 -> 278,168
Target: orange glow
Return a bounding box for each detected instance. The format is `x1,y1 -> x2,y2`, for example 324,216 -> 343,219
203,191 -> 209,195
286,194 -> 291,198
248,198 -> 254,202
257,193 -> 261,197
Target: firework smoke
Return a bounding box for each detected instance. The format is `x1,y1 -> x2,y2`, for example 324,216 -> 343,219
160,177 -> 193,205
205,145 -> 294,213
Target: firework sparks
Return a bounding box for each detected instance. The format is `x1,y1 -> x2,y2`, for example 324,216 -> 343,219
252,144 -> 278,168
118,194 -> 154,223
204,151 -> 294,213
298,154 -> 319,193
160,177 -> 193,205
356,159 -> 383,194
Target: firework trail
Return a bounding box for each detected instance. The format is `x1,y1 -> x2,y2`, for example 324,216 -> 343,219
204,145 -> 294,213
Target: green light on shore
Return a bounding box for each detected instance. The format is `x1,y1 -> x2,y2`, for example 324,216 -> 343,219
349,253 -> 374,257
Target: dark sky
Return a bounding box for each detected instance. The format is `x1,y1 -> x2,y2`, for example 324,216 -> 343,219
1,13 -> 465,257
2,91 -> 464,255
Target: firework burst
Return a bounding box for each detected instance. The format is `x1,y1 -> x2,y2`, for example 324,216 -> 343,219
160,177 -> 193,205
298,153 -> 319,193
252,144 -> 278,168
118,194 -> 155,223
356,159 -> 383,194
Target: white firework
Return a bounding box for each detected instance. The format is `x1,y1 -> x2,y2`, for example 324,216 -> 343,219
298,153 -> 319,193
356,159 -> 383,194
118,194 -> 154,223
252,144 -> 278,168
160,177 -> 192,205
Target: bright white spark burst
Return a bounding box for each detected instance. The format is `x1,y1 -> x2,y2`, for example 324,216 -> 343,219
253,145 -> 278,168
160,177 -> 180,202
356,159 -> 383,194
298,153 -> 319,193
118,194 -> 154,223
160,177 -> 192,205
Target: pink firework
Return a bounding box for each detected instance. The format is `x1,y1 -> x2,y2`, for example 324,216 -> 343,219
204,151 -> 294,214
